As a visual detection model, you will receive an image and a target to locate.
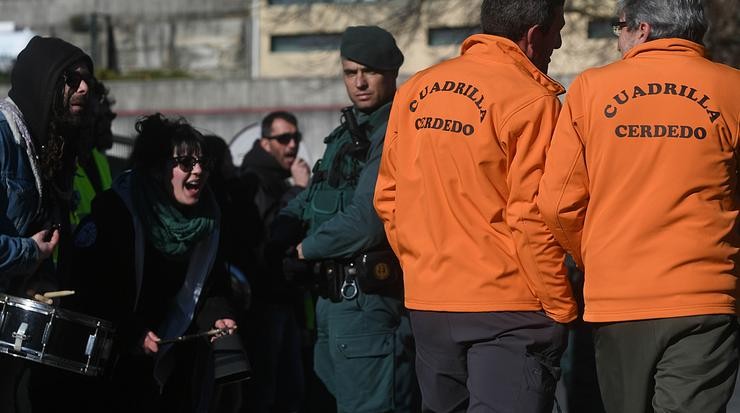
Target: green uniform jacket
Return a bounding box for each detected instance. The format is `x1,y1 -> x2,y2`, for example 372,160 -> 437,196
280,102 -> 392,260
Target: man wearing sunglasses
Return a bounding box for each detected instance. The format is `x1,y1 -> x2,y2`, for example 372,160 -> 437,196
0,36 -> 93,410
238,111 -> 310,412
272,26 -> 416,412
539,0 -> 740,411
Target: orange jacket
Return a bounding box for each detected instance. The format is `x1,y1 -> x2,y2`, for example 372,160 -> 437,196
538,39 -> 740,322
374,35 -> 577,322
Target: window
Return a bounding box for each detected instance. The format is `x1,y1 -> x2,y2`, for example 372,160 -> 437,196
587,19 -> 614,39
270,33 -> 342,52
428,26 -> 479,46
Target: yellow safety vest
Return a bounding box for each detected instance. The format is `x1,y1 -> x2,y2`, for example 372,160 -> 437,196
70,149 -> 113,228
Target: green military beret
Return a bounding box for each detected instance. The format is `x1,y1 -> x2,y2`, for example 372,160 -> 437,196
340,26 -> 404,71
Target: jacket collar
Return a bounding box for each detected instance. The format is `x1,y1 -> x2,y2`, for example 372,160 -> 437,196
326,101 -> 392,143
623,38 -> 706,60
461,34 -> 565,96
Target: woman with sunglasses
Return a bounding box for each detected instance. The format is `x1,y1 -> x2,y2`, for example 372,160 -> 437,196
61,113 -> 237,412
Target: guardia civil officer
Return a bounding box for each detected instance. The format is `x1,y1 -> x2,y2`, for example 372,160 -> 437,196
539,0 -> 740,411
272,26 -> 416,412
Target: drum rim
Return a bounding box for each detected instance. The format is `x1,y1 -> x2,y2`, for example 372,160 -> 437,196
0,293 -> 53,314
0,293 -> 114,329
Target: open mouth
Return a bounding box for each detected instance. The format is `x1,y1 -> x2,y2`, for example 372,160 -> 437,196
184,179 -> 201,193
284,150 -> 297,161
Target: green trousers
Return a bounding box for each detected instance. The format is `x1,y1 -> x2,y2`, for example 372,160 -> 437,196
593,314 -> 738,413
314,291 -> 416,413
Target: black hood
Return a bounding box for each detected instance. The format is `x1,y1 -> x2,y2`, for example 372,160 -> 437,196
8,36 -> 93,147
241,140 -> 291,179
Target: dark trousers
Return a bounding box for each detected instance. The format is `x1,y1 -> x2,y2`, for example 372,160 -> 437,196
0,356 -> 31,413
409,311 -> 567,413
593,314 -> 739,413
246,303 -> 305,413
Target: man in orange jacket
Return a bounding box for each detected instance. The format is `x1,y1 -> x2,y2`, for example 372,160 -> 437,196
374,0 -> 576,411
538,0 -> 740,411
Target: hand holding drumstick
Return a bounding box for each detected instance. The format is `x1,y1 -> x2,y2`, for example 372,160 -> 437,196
142,318 -> 238,355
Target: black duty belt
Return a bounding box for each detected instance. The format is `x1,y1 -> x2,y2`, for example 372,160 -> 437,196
314,250 -> 402,302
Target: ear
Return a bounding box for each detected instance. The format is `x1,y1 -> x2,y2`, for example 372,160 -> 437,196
519,24 -> 545,61
259,138 -> 271,153
637,21 -> 652,42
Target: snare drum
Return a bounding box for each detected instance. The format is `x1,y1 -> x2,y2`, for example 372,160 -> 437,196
0,293 -> 114,376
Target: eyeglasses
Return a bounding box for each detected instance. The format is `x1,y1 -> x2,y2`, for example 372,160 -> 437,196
172,155 -> 211,173
64,70 -> 96,91
266,132 -> 302,145
611,20 -> 628,36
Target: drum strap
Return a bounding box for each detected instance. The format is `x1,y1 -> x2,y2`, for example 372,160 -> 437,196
113,172 -> 147,310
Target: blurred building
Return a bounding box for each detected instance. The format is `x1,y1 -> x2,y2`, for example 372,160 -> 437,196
0,0 -> 625,80
256,0 -> 621,82
0,0 -> 678,166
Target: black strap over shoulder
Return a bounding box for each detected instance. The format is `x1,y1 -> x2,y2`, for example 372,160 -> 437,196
340,106 -> 370,159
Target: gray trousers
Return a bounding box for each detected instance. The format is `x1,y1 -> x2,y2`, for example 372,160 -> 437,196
593,314 -> 739,413
410,310 -> 567,413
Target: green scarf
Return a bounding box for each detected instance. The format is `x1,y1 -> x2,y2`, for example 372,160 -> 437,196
132,172 -> 216,258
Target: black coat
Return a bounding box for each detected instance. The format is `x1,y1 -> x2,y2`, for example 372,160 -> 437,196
240,142 -> 304,301
63,188 -> 233,412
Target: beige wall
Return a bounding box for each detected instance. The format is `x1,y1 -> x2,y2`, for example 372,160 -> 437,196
257,0 -> 620,79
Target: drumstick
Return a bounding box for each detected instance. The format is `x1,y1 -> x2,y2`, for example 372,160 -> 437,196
33,294 -> 53,305
43,290 -> 75,298
157,326 -> 238,345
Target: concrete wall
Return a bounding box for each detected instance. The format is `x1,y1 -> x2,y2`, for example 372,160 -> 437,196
2,0 -> 620,81
0,0 -> 254,77
0,0 -> 248,27
0,69 -> 577,170
0,77 -> 356,168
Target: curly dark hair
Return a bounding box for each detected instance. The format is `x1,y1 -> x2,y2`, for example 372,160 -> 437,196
129,113 -> 205,174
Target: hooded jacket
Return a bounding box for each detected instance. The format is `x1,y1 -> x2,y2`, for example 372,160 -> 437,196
374,35 -> 576,322
9,36 -> 92,149
0,36 -> 91,281
538,39 -> 740,322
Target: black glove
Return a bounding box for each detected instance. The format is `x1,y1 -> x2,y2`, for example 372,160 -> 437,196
282,247 -> 314,286
269,214 -> 304,248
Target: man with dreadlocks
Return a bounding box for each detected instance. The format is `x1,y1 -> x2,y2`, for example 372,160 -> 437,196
0,36 -> 93,411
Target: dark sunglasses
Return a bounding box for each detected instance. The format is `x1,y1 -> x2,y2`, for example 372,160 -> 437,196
64,70 -> 96,91
267,132 -> 302,145
611,20 -> 628,36
172,155 -> 212,173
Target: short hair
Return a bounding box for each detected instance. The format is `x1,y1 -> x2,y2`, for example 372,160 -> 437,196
480,0 -> 565,41
261,111 -> 298,139
617,0 -> 707,43
130,113 -> 205,173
